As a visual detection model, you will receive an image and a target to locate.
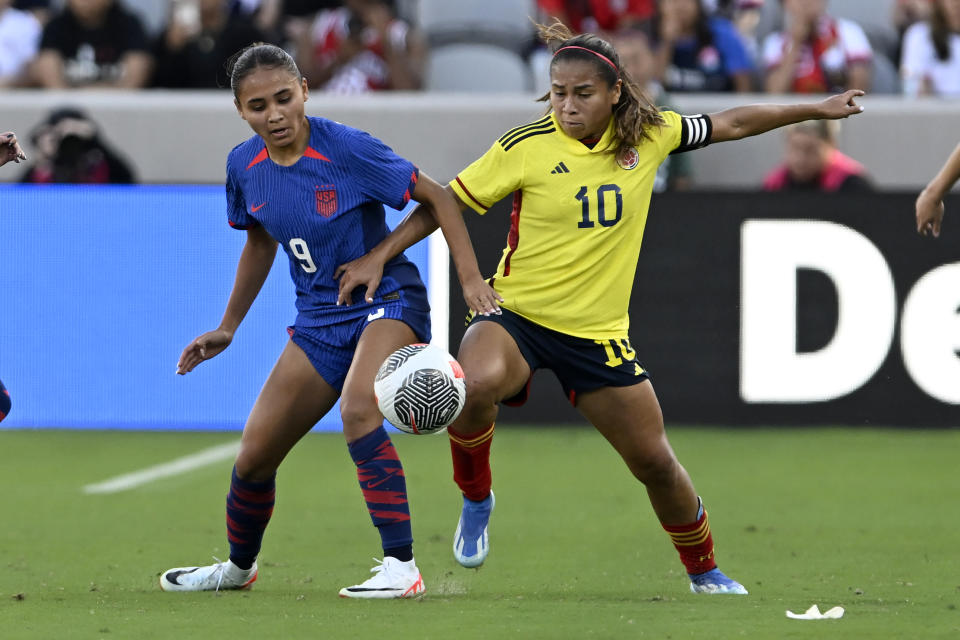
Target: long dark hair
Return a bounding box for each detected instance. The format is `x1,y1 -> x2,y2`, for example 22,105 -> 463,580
535,21 -> 664,154
226,43 -> 302,98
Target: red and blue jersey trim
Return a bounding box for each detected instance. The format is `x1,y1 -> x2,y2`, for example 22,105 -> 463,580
402,168 -> 420,205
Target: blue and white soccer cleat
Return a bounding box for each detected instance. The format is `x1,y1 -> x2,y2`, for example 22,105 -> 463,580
160,558 -> 257,592
689,568 -> 748,594
453,491 -> 495,568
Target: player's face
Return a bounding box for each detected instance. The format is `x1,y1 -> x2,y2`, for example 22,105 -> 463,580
785,130 -> 828,183
234,67 -> 309,151
68,0 -> 113,23
549,59 -> 622,141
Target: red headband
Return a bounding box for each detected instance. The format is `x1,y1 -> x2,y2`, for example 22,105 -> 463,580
553,46 -> 619,75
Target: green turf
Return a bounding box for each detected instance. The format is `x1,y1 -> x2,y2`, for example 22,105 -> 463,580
0,426 -> 958,639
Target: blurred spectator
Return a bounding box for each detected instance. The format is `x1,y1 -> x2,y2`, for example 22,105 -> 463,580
232,0 -> 283,36
894,0 -> 934,35
654,0 -> 755,92
295,0 -> 426,93
892,0 -> 933,63
900,0 -> 960,96
13,0 -> 51,24
32,0 -> 153,88
0,0 -> 42,87
610,30 -> 692,190
762,120 -> 871,193
723,0 -> 764,64
20,107 -> 136,184
536,0 -> 655,34
153,0 -> 267,88
762,0 -> 873,94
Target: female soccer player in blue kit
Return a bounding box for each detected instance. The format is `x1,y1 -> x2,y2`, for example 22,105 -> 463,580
336,22 -> 865,595
0,130 -> 25,423
159,44 -> 501,599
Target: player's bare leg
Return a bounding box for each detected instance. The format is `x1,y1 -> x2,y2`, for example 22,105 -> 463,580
337,319 -> 425,598
576,380 -> 747,594
161,340 -> 338,592
448,321 -> 531,567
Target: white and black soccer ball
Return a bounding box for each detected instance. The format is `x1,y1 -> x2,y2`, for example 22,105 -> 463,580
374,343 -> 466,435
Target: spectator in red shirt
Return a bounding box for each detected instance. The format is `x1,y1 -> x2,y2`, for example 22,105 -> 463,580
763,120 -> 871,193
762,0 -> 873,94
537,0 -> 655,34
295,0 -> 426,93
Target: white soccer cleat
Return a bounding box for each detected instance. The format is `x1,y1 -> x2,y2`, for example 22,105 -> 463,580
338,557 -> 425,599
159,559 -> 257,592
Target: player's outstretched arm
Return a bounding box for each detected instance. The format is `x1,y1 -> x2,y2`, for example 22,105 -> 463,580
0,132 -> 26,167
177,225 -> 278,374
709,90 -> 865,143
915,141 -> 960,237
335,176 -> 502,315
413,175 -> 502,315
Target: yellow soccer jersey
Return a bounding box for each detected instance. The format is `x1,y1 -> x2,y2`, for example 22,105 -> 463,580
451,110 -> 711,340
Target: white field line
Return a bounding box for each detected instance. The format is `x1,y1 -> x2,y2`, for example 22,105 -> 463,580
82,440 -> 240,494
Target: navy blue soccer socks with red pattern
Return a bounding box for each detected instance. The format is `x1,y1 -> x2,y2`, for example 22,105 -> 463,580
226,467 -> 276,570
0,379 -> 10,422
348,426 -> 413,562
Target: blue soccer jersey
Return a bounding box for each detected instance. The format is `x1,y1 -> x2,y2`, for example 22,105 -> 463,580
225,116 -> 428,327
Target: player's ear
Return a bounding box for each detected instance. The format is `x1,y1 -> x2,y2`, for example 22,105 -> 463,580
234,98 -> 245,120
301,77 -> 309,103
610,78 -> 622,106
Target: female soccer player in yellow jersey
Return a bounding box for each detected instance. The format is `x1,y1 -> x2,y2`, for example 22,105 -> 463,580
335,22 -> 865,595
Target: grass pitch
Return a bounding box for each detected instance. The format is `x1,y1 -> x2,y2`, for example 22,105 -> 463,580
0,426 -> 958,639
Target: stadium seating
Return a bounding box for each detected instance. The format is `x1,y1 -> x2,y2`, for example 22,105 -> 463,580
416,0 -> 537,52
426,43 -> 533,92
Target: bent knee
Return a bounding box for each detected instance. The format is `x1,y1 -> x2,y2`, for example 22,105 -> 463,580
340,394 -> 382,431
234,446 -> 279,482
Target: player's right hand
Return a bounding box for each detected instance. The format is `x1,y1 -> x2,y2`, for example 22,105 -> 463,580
334,254 -> 384,306
177,329 -> 233,374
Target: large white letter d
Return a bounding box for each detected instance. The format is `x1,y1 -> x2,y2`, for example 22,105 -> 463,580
740,220 -> 896,403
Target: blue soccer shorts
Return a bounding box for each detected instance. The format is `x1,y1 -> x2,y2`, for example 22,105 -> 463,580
470,307 -> 649,406
290,299 -> 430,392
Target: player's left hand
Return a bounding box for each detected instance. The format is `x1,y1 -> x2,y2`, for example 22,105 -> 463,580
334,254 -> 384,306
0,132 -> 26,167
462,276 -> 503,317
819,90 -> 865,120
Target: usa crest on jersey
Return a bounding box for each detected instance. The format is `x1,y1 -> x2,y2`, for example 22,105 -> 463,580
316,184 -> 337,217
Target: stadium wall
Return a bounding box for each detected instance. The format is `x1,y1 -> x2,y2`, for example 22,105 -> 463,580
1,91 -> 960,190
449,192 -> 960,427
0,185 -> 429,430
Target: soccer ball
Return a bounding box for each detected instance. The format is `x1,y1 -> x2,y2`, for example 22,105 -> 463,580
374,343 -> 466,435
